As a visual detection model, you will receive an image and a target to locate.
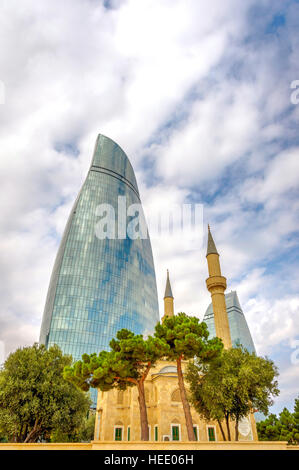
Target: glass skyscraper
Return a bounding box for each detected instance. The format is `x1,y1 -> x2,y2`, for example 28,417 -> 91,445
39,134 -> 160,406
203,291 -> 256,354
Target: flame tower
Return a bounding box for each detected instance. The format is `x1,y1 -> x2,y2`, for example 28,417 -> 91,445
39,134 -> 160,405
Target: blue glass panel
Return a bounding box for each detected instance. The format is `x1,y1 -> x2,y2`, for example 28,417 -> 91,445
203,291 -> 256,354
39,135 -> 160,407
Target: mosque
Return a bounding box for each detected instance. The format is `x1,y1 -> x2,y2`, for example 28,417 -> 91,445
93,226 -> 258,442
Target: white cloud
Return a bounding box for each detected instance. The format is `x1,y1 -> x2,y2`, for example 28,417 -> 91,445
0,0 -> 298,412
154,81 -> 261,186
244,295 -> 299,355
243,148 -> 299,205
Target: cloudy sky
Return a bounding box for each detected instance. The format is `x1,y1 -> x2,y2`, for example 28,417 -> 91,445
0,0 -> 298,415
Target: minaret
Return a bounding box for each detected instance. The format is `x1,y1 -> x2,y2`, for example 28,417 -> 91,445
205,226 -> 232,349
162,270 -> 174,321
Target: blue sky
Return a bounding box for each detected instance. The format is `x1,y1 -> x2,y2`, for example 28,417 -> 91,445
0,0 -> 298,416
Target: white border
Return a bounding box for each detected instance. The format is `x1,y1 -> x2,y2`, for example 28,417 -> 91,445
206,425 -> 217,442
127,425 -> 131,441
193,424 -> 199,441
114,425 -> 124,441
154,424 -> 158,441
171,423 -> 181,441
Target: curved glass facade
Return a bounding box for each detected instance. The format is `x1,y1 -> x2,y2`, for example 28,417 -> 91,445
39,134 -> 160,406
203,291 -> 256,354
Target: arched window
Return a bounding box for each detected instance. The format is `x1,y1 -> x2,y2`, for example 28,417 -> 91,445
171,389 -> 181,402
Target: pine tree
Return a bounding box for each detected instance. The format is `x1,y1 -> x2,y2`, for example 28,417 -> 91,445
293,397 -> 299,443
64,329 -> 169,441
257,396 -> 299,445
256,414 -> 280,441
279,408 -> 296,443
154,313 -> 223,441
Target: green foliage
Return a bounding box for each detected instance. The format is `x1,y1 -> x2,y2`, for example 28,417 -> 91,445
154,313 -> 224,361
50,413 -> 96,443
279,408 -> 296,443
0,431 -> 8,443
0,343 -> 91,443
294,397 -> 299,443
64,329 -> 170,392
186,346 -> 279,440
154,313 -> 223,441
257,396 -> 299,445
64,350 -> 119,392
256,414 -> 280,441
77,413 -> 96,442
64,328 -> 170,441
187,361 -> 228,422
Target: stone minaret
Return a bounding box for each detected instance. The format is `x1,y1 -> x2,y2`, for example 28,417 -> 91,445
205,226 -> 232,349
162,270 -> 174,321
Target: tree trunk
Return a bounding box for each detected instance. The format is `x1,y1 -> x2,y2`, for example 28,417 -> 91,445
225,414 -> 231,441
21,424 -> 28,442
137,381 -> 149,441
177,357 -> 196,441
24,419 -> 41,443
235,418 -> 239,441
217,419 -> 226,441
116,367 -> 151,442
